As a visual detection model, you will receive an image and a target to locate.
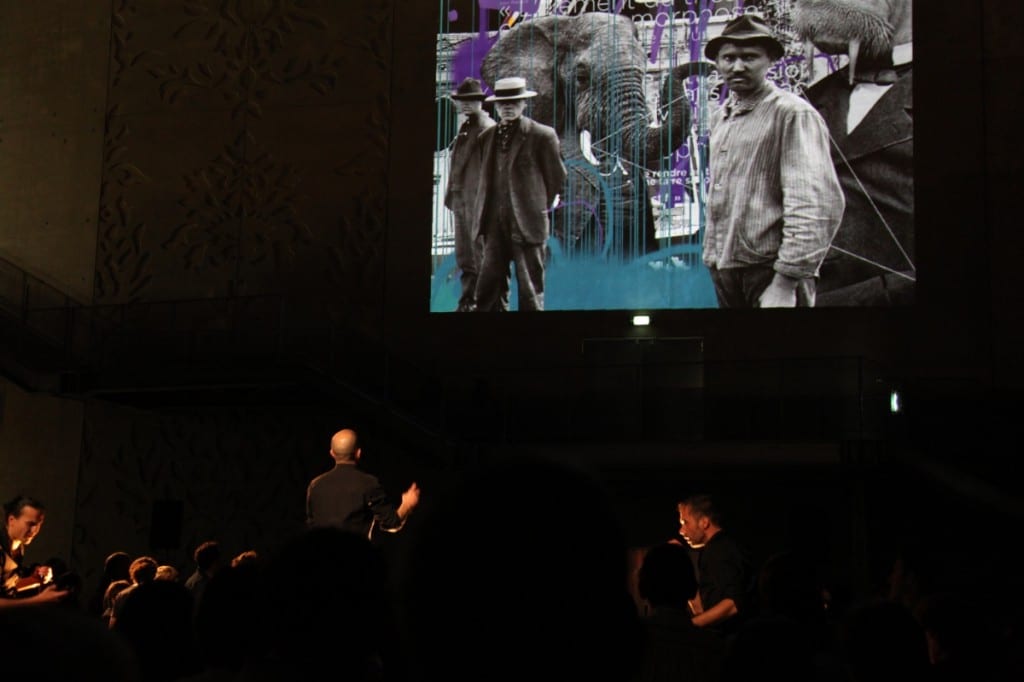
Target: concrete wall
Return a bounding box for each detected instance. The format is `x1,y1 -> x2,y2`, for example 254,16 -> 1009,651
0,2 -> 110,303
0,377 -> 83,567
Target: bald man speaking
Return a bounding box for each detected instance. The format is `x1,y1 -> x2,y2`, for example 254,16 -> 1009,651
305,429 -> 420,539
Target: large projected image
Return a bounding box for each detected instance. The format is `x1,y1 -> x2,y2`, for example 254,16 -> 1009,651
429,0 -> 914,311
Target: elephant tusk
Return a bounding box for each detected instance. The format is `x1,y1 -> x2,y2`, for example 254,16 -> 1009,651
847,38 -> 861,86
804,39 -> 816,79
580,129 -> 600,166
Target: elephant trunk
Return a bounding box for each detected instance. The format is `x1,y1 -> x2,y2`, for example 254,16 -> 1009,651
576,65 -> 689,171
648,66 -> 691,165
575,66 -> 650,164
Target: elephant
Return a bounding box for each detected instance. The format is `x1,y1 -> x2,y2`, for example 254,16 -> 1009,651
791,0 -> 915,305
480,12 -> 691,262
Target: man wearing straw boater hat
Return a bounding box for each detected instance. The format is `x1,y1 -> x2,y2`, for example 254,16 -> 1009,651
702,14 -> 844,308
444,77 -> 496,312
472,76 -> 566,312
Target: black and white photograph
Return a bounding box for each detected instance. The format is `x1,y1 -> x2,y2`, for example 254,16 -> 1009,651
429,0 -> 914,311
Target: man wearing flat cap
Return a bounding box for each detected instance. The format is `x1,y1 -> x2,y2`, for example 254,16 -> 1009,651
444,77 -> 496,312
702,14 -> 844,308
472,76 -> 566,312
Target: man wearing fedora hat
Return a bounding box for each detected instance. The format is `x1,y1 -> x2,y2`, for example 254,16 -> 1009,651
472,76 -> 566,312
444,77 -> 497,312
702,14 -> 844,308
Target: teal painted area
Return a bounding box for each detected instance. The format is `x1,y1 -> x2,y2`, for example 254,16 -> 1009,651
429,242 -> 718,312
430,257 -> 463,312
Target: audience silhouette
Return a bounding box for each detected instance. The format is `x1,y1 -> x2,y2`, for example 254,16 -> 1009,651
102,577 -> 132,628
839,597 -> 931,682
184,540 -> 224,615
9,445 -> 1022,682
915,590 -> 1003,681
88,550 -> 132,618
399,453 -> 642,682
236,526 -> 403,682
188,557 -> 265,681
632,541 -> 726,682
719,549 -> 843,682
0,603 -> 141,681
108,555 -> 158,629
113,578 -> 202,682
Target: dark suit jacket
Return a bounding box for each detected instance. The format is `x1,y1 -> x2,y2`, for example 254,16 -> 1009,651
807,67 -> 914,305
444,111 -> 495,213
305,463 -> 403,539
473,115 -> 567,245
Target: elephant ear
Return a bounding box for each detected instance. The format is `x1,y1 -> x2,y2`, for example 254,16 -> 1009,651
480,16 -> 571,132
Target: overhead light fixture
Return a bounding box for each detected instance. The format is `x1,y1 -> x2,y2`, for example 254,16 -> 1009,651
632,314 -> 650,327
889,390 -> 902,414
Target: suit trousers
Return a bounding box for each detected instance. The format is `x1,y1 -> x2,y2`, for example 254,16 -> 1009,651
476,225 -> 545,312
452,207 -> 482,311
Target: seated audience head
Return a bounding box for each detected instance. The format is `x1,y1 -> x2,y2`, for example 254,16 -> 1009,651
193,539 -> 222,573
128,556 -> 158,585
102,578 -> 132,620
104,551 -> 132,579
155,565 -> 179,582
637,541 -> 698,610
87,551 -> 132,617
230,549 -> 259,568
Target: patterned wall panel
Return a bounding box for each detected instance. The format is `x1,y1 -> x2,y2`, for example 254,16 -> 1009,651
72,397 -> 340,597
95,0 -> 393,334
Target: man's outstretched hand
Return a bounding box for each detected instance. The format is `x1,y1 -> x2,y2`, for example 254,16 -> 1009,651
400,482 -> 421,518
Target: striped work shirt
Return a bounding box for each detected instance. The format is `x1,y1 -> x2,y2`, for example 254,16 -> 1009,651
703,82 -> 844,279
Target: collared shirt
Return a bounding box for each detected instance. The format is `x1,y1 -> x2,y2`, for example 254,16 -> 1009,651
703,82 -> 844,279
497,119 -> 518,150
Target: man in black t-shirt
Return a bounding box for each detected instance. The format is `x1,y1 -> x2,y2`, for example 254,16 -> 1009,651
677,494 -> 750,638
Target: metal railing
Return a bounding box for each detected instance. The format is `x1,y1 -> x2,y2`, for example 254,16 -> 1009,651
0,255 -> 901,445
